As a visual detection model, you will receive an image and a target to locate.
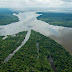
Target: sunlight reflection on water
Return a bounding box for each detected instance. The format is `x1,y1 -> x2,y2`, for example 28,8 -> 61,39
0,11 -> 72,54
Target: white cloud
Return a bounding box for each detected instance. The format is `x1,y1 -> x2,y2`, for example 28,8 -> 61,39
60,0 -> 72,2
0,0 -> 72,11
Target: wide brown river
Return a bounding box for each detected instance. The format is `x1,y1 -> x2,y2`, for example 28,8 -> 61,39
0,11 -> 72,55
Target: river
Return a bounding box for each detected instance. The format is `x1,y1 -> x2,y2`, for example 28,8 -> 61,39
0,11 -> 72,55
3,29 -> 31,63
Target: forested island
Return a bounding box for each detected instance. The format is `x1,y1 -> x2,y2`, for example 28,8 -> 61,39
0,30 -> 72,72
37,12 -> 72,27
0,8 -> 19,25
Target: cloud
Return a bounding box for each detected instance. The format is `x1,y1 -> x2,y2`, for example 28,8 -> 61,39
60,0 -> 72,2
0,0 -> 72,12
0,0 -> 63,8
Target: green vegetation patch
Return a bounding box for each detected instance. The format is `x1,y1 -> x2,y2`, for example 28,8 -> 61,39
0,14 -> 19,25
0,30 -> 72,72
0,31 -> 27,62
0,8 -> 19,25
37,12 -> 72,27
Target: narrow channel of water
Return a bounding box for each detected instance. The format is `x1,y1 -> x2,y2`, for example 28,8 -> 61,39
3,29 -> 31,63
36,43 -> 39,59
48,56 -> 56,72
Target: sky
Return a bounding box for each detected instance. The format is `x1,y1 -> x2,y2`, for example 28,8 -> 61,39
0,0 -> 72,12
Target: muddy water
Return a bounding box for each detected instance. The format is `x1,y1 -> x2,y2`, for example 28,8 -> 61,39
0,11 -> 72,55
50,28 -> 72,55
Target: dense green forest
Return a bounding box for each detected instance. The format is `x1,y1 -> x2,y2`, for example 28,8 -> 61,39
0,31 -> 27,63
0,30 -> 72,72
0,8 -> 19,25
37,12 -> 72,27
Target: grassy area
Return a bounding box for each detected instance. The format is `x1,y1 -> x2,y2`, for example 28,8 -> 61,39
37,12 -> 72,27
0,30 -> 72,72
0,31 -> 27,62
0,8 -> 19,25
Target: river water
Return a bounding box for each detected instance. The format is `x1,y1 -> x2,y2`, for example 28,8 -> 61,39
0,11 -> 72,55
3,29 -> 31,63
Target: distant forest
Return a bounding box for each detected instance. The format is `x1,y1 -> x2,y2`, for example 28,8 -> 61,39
0,8 -> 19,25
37,12 -> 72,27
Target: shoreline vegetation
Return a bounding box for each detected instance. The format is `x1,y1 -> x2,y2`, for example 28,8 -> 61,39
37,12 -> 72,28
0,9 -> 72,71
0,31 -> 27,62
0,30 -> 72,72
0,8 -> 19,25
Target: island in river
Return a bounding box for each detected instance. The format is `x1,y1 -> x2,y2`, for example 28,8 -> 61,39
0,30 -> 72,72
37,12 -> 72,28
